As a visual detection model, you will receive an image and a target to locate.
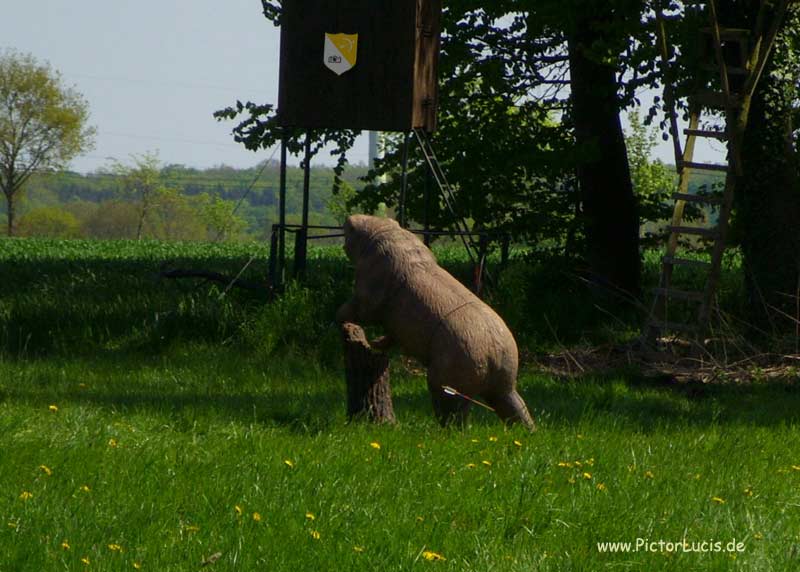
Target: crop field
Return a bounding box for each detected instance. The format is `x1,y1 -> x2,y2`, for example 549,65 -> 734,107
1,238 -> 799,571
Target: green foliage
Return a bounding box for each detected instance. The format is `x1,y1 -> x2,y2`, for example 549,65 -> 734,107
0,238 -> 270,357
16,206 -> 81,238
82,200 -> 139,239
625,110 -> 677,248
13,162 -> 369,241
242,281 -> 343,365
0,49 -> 95,235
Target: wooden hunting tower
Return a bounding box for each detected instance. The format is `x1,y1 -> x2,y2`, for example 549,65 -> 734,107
277,0 -> 441,132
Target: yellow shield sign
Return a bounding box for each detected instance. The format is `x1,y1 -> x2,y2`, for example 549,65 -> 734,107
324,33 -> 358,75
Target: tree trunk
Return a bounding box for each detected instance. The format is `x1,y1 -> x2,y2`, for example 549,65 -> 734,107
568,16 -> 640,297
735,10 -> 800,334
340,322 -> 395,424
4,191 -> 15,237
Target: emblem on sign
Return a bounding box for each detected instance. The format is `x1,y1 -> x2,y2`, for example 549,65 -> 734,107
324,33 -> 358,75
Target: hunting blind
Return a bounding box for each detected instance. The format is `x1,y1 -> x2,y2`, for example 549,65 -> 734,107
277,0 -> 441,132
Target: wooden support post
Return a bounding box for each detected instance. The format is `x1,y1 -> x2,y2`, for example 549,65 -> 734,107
340,322 -> 395,424
297,130 -> 311,277
278,131 -> 288,287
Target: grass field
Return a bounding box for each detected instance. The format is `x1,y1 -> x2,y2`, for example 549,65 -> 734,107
1,238 -> 798,571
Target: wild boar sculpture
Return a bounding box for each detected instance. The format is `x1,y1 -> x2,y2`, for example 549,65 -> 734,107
336,215 -> 534,429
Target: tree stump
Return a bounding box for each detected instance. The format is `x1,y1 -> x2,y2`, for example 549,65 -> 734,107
340,322 -> 396,424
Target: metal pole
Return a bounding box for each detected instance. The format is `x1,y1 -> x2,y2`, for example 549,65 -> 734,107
399,131 -> 411,228
278,129 -> 287,287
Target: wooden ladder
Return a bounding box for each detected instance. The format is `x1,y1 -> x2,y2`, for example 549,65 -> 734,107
645,0 -> 790,343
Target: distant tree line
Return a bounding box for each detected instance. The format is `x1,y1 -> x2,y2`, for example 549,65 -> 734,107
2,154 -> 369,241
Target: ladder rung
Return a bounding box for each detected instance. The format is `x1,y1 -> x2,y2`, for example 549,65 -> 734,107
680,161 -> 730,173
699,27 -> 751,40
662,255 -> 712,269
653,288 -> 705,302
649,320 -> 698,333
692,91 -> 741,109
672,192 -> 723,205
684,128 -> 728,141
700,63 -> 749,76
668,225 -> 720,239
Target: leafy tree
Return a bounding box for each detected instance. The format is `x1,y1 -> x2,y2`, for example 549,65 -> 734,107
0,50 -> 95,235
733,3 -> 800,332
145,187 -> 207,241
109,152 -> 166,240
196,193 -> 248,241
218,1 -> 665,295
625,110 -> 677,247
83,200 -> 139,239
17,206 -> 81,238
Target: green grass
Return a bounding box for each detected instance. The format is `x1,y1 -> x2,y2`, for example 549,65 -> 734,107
2,350 -> 800,571
1,238 -> 799,570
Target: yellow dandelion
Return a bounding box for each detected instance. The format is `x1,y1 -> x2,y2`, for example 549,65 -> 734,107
567,477 -> 576,484
576,434 -> 584,440
466,463 -> 477,469
422,550 -> 446,562
627,464 -> 637,473
416,516 -> 424,523
792,465 -> 800,471
353,545 -> 365,553
481,460 -> 492,467
81,556 -> 91,565
61,540 -> 71,550
80,485 -> 91,493
582,472 -> 592,480
513,440 -> 522,447
185,525 -> 200,533
596,483 -> 607,491
48,404 -> 59,413
19,491 -> 33,501
234,505 -> 243,516
644,471 -> 654,479
39,464 -> 53,476
743,487 -> 753,497
574,460 -> 583,467
108,543 -> 123,552
754,532 -> 763,540
7,522 -> 17,529
370,442 -> 381,450
252,512 -> 262,522
133,563 -> 142,570
470,438 -> 479,443
712,496 -> 726,504
284,459 -> 294,468
417,443 -> 424,448
694,473 -> 702,480
557,461 -> 574,468
305,512 -> 316,521
488,436 -> 498,442
108,438 -> 118,448
310,530 -> 321,540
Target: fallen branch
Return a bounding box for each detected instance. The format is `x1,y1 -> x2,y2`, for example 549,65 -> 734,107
158,268 -> 269,292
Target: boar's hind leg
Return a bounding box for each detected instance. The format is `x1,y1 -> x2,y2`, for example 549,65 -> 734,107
427,379 -> 470,428
485,390 -> 536,431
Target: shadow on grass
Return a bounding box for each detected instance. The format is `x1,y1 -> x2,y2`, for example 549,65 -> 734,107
515,370 -> 800,430
0,352 -> 798,432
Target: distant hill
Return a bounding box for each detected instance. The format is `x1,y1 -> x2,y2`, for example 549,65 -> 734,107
9,162 -> 370,240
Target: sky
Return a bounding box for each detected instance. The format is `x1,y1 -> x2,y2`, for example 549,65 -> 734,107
1,1 -> 721,175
